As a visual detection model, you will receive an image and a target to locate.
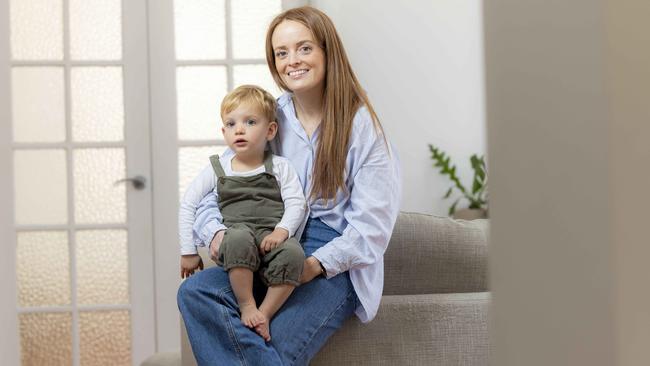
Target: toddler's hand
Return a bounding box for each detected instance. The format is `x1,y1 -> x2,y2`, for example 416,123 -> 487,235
210,230 -> 225,263
180,254 -> 203,279
260,228 -> 289,254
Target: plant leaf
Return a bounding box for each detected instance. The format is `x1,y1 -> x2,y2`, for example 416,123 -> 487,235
449,197 -> 461,216
471,154 -> 486,181
443,187 -> 453,199
472,178 -> 482,194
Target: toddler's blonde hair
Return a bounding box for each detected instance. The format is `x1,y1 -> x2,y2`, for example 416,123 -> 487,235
220,85 -> 277,123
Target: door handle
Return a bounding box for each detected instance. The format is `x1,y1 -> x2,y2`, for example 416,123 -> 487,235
114,175 -> 147,190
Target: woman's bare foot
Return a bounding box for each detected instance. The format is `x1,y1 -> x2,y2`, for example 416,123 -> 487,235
240,303 -> 265,329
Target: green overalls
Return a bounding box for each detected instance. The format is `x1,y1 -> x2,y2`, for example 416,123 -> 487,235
211,151 -> 305,286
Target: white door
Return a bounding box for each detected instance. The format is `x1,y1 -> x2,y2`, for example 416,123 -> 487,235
0,0 -> 155,365
1,0 -> 306,364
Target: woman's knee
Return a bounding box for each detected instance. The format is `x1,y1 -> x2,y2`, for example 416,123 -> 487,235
177,267 -> 232,308
177,275 -> 199,310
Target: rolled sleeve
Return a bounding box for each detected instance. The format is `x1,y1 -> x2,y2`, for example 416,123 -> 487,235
179,165 -> 222,254
193,191 -> 226,246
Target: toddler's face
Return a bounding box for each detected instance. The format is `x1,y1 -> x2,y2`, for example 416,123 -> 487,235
221,103 -> 277,159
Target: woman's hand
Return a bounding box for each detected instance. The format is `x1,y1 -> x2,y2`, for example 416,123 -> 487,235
299,256 -> 325,284
209,230 -> 225,262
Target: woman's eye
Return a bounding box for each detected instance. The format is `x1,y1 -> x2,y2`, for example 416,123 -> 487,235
275,50 -> 287,58
299,46 -> 312,54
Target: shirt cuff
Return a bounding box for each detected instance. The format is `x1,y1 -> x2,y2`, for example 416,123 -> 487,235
180,247 -> 199,255
311,250 -> 339,279
275,223 -> 294,238
200,220 -> 227,246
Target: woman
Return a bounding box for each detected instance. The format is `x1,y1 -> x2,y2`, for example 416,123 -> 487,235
178,6 -> 401,365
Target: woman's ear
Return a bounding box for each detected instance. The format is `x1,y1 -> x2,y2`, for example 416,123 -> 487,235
267,121 -> 278,140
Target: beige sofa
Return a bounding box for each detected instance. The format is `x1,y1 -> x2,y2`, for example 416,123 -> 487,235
148,212 -> 490,366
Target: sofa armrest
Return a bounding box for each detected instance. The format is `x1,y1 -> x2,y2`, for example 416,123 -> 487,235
383,212 -> 489,295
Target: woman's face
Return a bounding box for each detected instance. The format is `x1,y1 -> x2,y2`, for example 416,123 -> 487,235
271,20 -> 326,95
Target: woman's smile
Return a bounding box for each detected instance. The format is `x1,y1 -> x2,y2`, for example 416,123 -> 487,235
288,69 -> 309,79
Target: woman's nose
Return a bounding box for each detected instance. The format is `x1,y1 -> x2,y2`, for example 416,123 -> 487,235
288,51 -> 300,66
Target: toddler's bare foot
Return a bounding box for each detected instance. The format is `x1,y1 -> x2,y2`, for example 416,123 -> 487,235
240,303 -> 265,329
254,316 -> 271,342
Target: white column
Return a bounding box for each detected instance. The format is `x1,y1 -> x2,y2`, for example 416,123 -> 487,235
486,0 -> 650,365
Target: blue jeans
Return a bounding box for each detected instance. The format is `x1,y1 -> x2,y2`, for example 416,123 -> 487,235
178,218 -> 359,366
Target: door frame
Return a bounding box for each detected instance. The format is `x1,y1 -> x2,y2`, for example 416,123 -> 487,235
124,0 -> 157,363
0,0 -> 19,363
147,0 -> 181,352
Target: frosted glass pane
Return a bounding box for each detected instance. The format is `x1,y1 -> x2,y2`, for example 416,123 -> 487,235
14,150 -> 68,225
69,0 -> 122,60
71,67 -> 124,142
73,149 -> 126,224
12,67 -> 66,142
179,146 -> 227,199
17,231 -> 70,307
79,311 -> 131,366
20,313 -> 72,366
174,0 -> 226,60
76,230 -> 129,305
233,64 -> 283,98
177,66 -> 227,140
231,0 -> 281,59
10,0 -> 63,60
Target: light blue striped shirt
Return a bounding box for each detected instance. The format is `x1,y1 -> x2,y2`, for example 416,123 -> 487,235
193,92 -> 402,322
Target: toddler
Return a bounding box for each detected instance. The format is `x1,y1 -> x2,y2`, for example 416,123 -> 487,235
178,85 -> 307,341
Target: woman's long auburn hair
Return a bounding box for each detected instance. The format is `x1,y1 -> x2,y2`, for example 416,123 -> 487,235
265,6 -> 387,203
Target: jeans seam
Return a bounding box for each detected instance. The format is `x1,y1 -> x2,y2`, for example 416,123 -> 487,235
291,289 -> 356,365
217,288 -> 248,366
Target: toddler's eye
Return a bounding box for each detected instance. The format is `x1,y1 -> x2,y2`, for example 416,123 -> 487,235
225,121 -> 235,128
246,119 -> 257,126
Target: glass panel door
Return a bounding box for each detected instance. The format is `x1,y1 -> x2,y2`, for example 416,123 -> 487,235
0,0 -> 155,365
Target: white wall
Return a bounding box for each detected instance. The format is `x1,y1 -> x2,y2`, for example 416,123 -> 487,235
313,0 -> 486,216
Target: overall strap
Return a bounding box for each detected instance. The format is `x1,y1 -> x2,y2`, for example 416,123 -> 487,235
209,155 -> 226,178
263,150 -> 274,173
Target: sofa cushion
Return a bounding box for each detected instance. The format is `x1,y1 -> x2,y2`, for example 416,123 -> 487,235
312,292 -> 491,366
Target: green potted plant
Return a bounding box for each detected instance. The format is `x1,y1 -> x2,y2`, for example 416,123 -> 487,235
428,144 -> 488,220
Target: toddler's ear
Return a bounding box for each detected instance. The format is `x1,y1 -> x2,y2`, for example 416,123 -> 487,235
267,121 -> 278,140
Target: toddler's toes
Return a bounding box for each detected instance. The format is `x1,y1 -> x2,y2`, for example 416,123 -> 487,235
255,322 -> 271,342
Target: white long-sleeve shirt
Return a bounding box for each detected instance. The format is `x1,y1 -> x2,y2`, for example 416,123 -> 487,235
178,154 -> 307,255
193,93 -> 402,322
